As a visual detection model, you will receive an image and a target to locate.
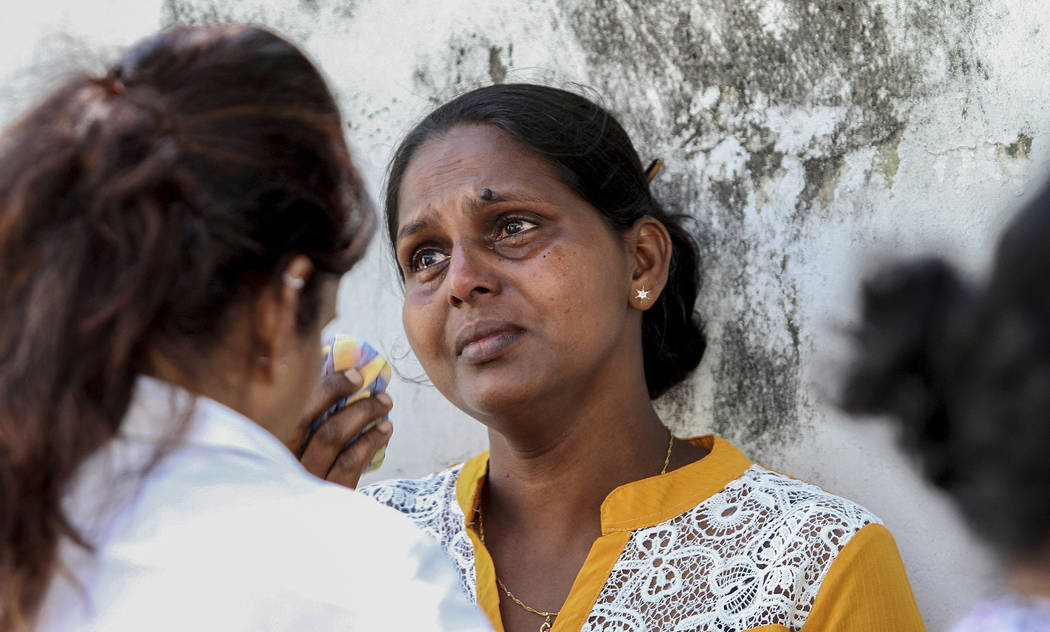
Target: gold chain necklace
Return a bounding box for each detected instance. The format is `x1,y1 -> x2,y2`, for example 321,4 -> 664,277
660,429 -> 674,475
476,431 -> 674,632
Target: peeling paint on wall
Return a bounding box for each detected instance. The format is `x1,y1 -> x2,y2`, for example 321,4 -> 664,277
488,45 -> 508,84
712,320 -> 800,454
558,0 -> 989,454
161,0 -> 354,39
1004,132 -> 1033,159
873,126 -> 904,187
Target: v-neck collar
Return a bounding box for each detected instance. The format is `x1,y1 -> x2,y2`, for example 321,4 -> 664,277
455,435 -> 752,533
452,435 -> 753,632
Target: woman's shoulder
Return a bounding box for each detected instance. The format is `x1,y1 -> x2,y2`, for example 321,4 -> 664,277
654,461 -> 884,596
726,463 -> 882,533
724,466 -> 923,629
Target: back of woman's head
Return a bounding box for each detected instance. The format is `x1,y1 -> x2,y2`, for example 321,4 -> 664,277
841,183 -> 1050,556
385,83 -> 705,398
0,25 -> 370,627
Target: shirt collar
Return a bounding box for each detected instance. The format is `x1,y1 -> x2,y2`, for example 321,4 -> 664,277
455,435 -> 753,535
121,375 -> 301,470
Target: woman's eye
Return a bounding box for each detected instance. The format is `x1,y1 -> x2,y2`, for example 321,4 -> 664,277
411,249 -> 449,271
498,218 -> 538,239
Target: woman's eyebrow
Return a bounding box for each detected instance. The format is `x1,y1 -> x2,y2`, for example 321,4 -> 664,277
396,216 -> 431,244
396,189 -> 547,244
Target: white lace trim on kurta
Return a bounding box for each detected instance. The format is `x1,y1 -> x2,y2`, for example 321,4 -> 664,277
360,464 -> 879,631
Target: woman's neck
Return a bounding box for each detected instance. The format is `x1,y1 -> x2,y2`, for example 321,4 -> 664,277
145,349 -> 275,435
483,382 -> 671,538
474,334 -> 710,539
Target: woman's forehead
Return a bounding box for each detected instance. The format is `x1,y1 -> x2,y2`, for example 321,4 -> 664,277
396,124 -> 565,224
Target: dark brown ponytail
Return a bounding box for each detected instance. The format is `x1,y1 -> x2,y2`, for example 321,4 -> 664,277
0,25 -> 371,627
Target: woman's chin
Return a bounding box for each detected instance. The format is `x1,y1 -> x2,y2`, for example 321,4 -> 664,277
452,377 -> 545,421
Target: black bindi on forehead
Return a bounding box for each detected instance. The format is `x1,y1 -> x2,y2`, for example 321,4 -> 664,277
477,187 -> 494,201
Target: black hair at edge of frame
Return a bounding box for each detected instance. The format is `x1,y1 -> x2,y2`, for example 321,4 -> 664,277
384,83 -> 706,399
841,181 -> 1050,555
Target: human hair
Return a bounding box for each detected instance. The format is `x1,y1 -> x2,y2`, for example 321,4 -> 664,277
0,25 -> 371,627
384,84 -> 705,398
840,183 -> 1050,555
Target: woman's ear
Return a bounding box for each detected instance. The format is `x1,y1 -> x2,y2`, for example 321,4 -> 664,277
627,216 -> 672,312
253,256 -> 314,382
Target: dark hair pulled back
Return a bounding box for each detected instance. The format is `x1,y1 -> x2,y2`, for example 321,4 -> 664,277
384,84 -> 705,398
0,25 -> 370,627
841,183 -> 1050,555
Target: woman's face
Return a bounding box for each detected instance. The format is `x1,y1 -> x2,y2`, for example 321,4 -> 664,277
395,124 -> 638,424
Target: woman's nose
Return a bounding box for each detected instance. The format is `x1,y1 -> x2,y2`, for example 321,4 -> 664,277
447,243 -> 501,307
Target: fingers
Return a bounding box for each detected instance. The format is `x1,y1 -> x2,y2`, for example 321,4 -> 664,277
299,392 -> 393,482
286,369 -> 363,454
302,369 -> 364,427
324,418 -> 393,489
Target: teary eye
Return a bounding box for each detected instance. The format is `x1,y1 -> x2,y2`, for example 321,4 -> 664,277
411,249 -> 449,271
498,217 -> 538,239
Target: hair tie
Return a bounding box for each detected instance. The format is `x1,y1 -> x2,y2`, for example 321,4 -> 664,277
645,158 -> 663,184
101,70 -> 126,97
101,63 -> 129,97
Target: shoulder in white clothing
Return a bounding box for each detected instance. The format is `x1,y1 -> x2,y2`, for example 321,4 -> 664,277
38,378 -> 490,632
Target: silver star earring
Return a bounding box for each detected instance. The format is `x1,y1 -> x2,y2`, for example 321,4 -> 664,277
635,288 -> 650,301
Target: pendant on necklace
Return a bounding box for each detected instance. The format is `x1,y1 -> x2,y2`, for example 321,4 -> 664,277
539,618 -> 552,632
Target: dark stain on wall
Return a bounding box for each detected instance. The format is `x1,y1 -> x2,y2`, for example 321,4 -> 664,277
799,153 -> 846,212
162,0 -> 226,26
560,0 -> 983,452
162,0 -> 354,38
746,142 -> 784,183
711,321 -> 801,458
566,0 -> 981,204
409,32 -> 521,106
568,2 -> 910,144
779,254 -> 801,357
873,125 -> 905,187
488,46 -> 509,84
1005,132 -> 1033,159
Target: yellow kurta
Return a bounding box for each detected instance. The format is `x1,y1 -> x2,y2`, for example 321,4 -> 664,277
361,436 -> 925,631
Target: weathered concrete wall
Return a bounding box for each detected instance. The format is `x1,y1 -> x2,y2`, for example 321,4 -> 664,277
5,1 -> 1050,627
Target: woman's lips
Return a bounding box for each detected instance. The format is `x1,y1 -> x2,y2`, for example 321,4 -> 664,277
455,322 -> 526,365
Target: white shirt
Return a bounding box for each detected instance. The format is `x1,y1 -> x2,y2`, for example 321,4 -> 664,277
38,376 -> 491,631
